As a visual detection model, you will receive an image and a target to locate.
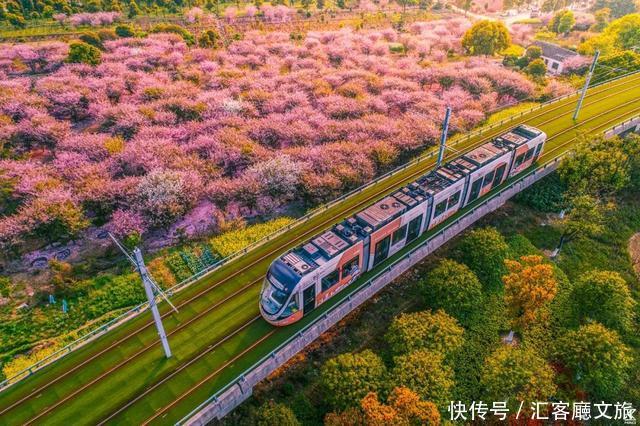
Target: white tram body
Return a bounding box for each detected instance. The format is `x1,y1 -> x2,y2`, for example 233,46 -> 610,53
260,125 -> 546,326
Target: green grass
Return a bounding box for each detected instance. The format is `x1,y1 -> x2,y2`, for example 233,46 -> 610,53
0,73 -> 638,425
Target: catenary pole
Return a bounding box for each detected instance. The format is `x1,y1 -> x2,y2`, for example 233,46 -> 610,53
437,106 -> 452,167
134,248 -> 172,358
573,50 -> 600,121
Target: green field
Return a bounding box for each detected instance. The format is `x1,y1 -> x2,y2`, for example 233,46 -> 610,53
0,73 -> 639,425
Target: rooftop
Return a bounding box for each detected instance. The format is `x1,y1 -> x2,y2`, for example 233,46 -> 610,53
533,40 -> 579,63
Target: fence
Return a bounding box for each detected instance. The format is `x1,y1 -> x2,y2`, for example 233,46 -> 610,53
180,156 -> 564,425
1,70 -> 638,392
604,115 -> 640,138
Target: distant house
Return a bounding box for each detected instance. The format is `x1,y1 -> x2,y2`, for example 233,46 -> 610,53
533,41 -> 579,75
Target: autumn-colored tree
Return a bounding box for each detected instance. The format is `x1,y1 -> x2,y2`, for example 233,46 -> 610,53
503,255 -> 558,329
569,270 -> 635,332
385,310 -> 464,356
556,323 -> 632,399
387,387 -> 440,425
462,20 -> 510,56
421,259 -> 482,324
458,227 -> 509,290
320,350 -> 387,410
391,350 -> 454,408
481,346 -> 557,410
324,408 -> 366,426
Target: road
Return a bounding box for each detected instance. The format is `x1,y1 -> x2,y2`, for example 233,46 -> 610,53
0,73 -> 638,425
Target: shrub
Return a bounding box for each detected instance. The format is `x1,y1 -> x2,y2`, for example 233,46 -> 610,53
320,350 -> 387,410
421,260 -> 482,324
385,310 -> 464,356
67,42 -> 102,65
208,217 -> 294,258
79,32 -> 104,50
149,24 -> 195,45
198,29 -> 219,48
97,28 -> 118,40
514,172 -> 567,212
115,24 -> 136,37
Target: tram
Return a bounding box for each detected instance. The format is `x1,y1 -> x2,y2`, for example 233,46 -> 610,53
260,125 -> 547,325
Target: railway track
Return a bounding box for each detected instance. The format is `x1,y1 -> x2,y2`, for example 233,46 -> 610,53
1,73 -> 639,425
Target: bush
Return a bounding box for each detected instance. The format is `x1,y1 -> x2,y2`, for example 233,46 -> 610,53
149,24 -> 195,45
421,260 -> 482,324
320,350 -> 387,410
208,217 -> 294,258
514,172 -> 567,212
97,28 -> 118,41
79,32 -> 104,50
115,24 -> 136,37
385,310 -> 464,357
67,42 -> 102,65
198,29 -> 219,48
391,350 -> 454,408
457,227 -> 508,291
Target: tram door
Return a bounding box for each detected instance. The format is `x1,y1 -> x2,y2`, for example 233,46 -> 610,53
492,164 -> 507,187
303,285 -> 316,315
373,236 -> 391,266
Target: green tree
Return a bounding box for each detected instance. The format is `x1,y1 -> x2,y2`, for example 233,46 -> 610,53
558,10 -> 576,34
591,0 -> 636,18
391,350 -> 454,408
128,0 -> 141,18
7,13 -> 27,28
560,134 -> 631,195
569,270 -> 635,332
397,0 -> 419,12
320,350 -> 387,411
150,23 -> 195,45
67,42 -> 102,65
592,7 -> 611,31
457,227 -> 509,291
526,58 -> 547,77
556,323 -> 632,399
198,29 -> 219,48
421,259 -> 482,323
525,45 -> 542,59
254,400 -> 300,426
481,346 -> 557,409
385,310 -> 464,356
554,194 -> 606,257
622,133 -> 640,189
462,20 -> 510,56
316,0 -> 325,9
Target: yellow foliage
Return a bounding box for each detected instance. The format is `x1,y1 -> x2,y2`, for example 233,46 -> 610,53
104,136 -> 125,155
147,257 -> 177,289
209,217 -> 295,258
3,343 -> 60,384
503,255 -> 558,329
486,102 -> 539,125
500,44 -> 525,57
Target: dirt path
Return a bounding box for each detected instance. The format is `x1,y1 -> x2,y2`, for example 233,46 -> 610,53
630,233 -> 640,278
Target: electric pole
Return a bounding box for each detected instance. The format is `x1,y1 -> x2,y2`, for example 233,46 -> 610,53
108,234 -> 177,359
437,106 -> 452,167
573,50 -> 600,121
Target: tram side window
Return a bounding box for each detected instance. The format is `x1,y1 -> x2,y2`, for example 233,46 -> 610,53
483,170 -> 495,187
341,255 -> 360,279
524,147 -> 535,162
321,270 -> 339,292
434,200 -> 447,218
392,224 -> 408,245
514,153 -> 525,168
447,191 -> 461,210
534,143 -> 543,158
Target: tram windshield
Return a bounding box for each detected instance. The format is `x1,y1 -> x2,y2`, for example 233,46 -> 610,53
261,273 -> 291,315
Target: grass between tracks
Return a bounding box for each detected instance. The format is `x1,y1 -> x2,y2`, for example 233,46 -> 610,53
0,74 -> 639,425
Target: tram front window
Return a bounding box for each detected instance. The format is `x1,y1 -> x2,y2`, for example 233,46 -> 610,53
261,274 -> 290,315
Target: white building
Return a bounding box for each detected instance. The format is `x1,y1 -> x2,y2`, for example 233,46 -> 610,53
533,41 -> 579,75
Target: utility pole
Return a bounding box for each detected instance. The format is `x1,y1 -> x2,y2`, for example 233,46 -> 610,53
108,234 -> 177,359
573,50 -> 600,121
437,106 -> 452,167
133,248 -> 172,358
